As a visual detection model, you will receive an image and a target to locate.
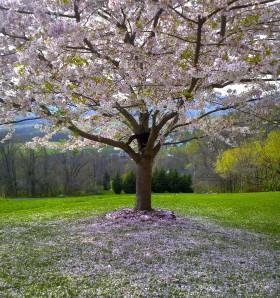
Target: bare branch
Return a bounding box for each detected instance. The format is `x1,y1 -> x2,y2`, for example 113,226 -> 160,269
189,15 -> 205,93
229,0 -> 278,11
152,142 -> 161,157
163,135 -> 206,146
0,51 -> 16,57
84,38 -> 119,67
0,117 -> 42,127
209,77 -> 280,89
172,97 -> 264,131
206,0 -> 239,19
145,112 -> 177,153
220,15 -> 227,38
168,5 -> 197,24
114,102 -> 140,132
0,5 -> 76,19
68,122 -> 140,162
0,28 -> 29,41
156,112 -> 178,132
73,0 -> 81,22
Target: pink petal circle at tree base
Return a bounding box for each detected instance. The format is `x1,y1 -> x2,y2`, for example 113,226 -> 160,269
105,208 -> 176,223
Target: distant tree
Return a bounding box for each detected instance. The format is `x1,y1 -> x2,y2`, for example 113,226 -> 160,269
112,172 -> 122,194
122,171 -> 136,194
215,131 -> 280,191
262,131 -> 280,178
151,168 -> 159,193
0,142 -> 18,196
152,168 -> 168,193
179,174 -> 193,193
167,169 -> 180,192
62,151 -> 89,195
153,168 -> 193,193
102,171 -> 111,191
19,148 -> 38,197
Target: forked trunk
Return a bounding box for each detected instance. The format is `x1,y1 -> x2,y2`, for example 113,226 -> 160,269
135,157 -> 153,211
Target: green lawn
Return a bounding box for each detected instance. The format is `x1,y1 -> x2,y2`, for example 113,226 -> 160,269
0,192 -> 279,297
0,192 -> 279,234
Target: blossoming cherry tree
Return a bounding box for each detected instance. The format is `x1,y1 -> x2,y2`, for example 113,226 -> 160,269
0,0 -> 279,210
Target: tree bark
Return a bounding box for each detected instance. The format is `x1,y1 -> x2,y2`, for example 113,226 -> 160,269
135,157 -> 153,211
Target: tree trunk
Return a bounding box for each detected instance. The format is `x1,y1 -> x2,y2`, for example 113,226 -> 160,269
135,157 -> 153,211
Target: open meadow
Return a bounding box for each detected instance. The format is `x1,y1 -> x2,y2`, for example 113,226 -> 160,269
0,192 -> 279,297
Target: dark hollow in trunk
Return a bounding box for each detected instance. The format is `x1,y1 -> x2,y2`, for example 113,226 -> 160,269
135,158 -> 153,211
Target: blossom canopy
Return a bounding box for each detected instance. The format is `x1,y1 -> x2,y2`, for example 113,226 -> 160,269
0,0 -> 279,152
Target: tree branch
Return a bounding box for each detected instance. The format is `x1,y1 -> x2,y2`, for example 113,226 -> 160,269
156,112 -> 178,132
73,0 -> 81,22
83,38 -> 119,67
0,28 -> 29,41
0,117 -> 42,127
0,5 -> 76,19
208,77 -> 280,89
172,97 -> 264,131
229,0 -> 278,11
114,102 -> 140,133
189,15 -> 205,93
152,142 -> 161,157
206,0 -> 239,20
163,135 -> 206,146
67,122 -> 140,162
168,5 -> 197,24
145,112 -> 177,153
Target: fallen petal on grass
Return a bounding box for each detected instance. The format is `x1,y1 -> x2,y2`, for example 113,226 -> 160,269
0,211 -> 279,297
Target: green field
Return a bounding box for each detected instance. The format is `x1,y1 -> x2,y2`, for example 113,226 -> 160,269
1,192 -> 279,234
0,193 -> 279,297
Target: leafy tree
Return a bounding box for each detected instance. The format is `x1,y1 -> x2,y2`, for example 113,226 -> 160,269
122,171 -> 136,194
260,130 -> 280,190
102,171 -> 111,191
262,131 -> 280,171
112,172 -> 122,194
0,1 -> 279,209
215,131 -> 280,191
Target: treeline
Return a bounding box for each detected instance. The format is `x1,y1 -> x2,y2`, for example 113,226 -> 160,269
112,169 -> 193,194
1,127 -> 278,196
0,142 -> 193,197
0,144 -> 127,197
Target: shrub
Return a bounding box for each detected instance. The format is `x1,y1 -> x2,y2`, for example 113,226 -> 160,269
112,172 -> 122,194
152,168 -> 168,193
122,171 -> 136,194
153,168 -> 193,193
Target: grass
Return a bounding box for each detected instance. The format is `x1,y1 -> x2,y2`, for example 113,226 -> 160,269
0,192 -> 279,297
0,192 -> 279,234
